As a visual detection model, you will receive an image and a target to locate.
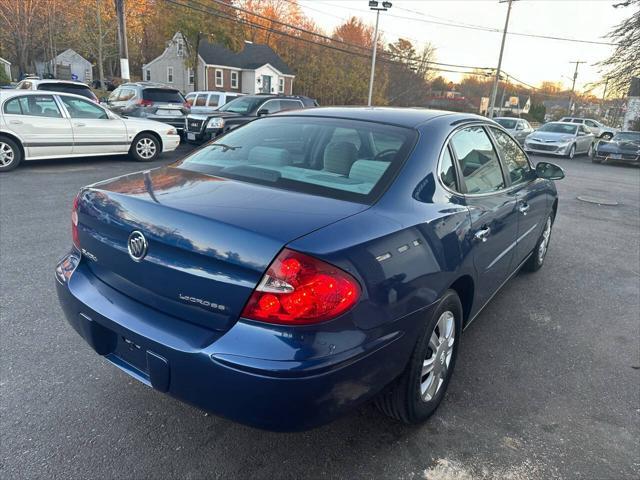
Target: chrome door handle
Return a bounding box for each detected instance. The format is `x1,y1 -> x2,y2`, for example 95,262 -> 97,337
518,203 -> 530,215
9,120 -> 23,125
474,227 -> 491,242
74,123 -> 86,127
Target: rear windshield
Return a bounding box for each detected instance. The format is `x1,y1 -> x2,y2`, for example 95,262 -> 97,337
177,116 -> 417,204
142,88 -> 184,103
495,118 -> 517,129
37,83 -> 96,100
538,123 -> 577,134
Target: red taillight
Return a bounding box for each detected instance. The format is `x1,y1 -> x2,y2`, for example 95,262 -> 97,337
71,194 -> 80,248
241,249 -> 360,325
138,99 -> 153,107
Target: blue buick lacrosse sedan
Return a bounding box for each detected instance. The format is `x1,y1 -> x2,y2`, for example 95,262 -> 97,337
56,107 -> 564,431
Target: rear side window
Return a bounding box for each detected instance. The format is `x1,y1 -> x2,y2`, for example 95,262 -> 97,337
3,95 -> 62,118
142,88 -> 184,103
37,83 -> 97,101
489,127 -> 532,186
195,94 -> 207,107
450,126 -> 505,194
439,146 -> 458,191
207,94 -> 220,107
178,116 -> 417,204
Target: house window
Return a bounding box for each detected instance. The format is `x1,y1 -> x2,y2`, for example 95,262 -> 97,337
145,69 -> 151,81
188,68 -> 194,85
167,67 -> 173,83
177,38 -> 184,57
278,77 -> 285,93
231,71 -> 238,89
215,69 -> 223,88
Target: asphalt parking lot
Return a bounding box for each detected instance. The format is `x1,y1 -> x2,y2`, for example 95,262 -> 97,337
1,145 -> 638,479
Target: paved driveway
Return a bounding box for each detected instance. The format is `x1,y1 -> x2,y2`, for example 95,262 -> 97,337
1,148 -> 638,479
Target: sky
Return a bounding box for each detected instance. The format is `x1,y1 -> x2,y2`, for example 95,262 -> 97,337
298,0 -> 630,96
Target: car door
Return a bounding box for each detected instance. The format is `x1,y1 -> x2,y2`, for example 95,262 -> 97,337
58,95 -> 128,155
2,94 -> 73,158
576,124 -> 592,153
449,125 -> 519,306
584,119 -> 601,137
488,127 -> 547,264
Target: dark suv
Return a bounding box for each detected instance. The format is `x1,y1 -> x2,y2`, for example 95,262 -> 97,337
185,94 -> 317,143
106,82 -> 189,132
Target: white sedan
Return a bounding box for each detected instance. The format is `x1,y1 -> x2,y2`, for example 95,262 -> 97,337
0,90 -> 180,172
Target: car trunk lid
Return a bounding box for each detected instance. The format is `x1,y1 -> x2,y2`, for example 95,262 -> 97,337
76,167 -> 367,332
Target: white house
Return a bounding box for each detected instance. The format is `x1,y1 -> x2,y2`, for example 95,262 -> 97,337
36,49 -> 93,84
142,33 -> 295,95
0,57 -> 11,81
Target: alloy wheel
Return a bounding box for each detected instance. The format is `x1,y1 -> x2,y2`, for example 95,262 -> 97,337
420,311 -> 455,402
537,217 -> 552,264
568,145 -> 576,159
0,142 -> 15,167
136,138 -> 157,159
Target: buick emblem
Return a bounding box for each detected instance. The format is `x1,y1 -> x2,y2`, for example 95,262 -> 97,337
127,230 -> 148,262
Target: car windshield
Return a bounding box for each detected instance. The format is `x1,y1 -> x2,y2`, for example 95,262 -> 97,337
37,83 -> 97,101
177,116 -> 417,203
218,96 -> 265,114
538,123 -> 577,134
142,88 -> 184,103
612,132 -> 640,144
495,119 -> 517,129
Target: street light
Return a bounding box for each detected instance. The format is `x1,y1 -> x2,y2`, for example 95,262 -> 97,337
367,1 -> 392,106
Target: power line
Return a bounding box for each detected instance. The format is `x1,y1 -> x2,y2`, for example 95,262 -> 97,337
306,0 -> 619,46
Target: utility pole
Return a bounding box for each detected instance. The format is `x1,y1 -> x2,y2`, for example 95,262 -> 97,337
114,0 -> 130,81
568,60 -> 585,114
367,1 -> 392,107
498,72 -> 509,117
488,0 -> 514,118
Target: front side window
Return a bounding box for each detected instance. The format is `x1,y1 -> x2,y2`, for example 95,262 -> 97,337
167,67 -> 174,83
489,127 -> 532,186
450,126 -> 505,194
585,119 -> 598,128
277,99 -> 303,112
231,71 -> 238,89
439,146 -> 458,191
177,117 -> 417,204
185,93 -> 196,106
3,95 -> 61,118
60,96 -> 108,119
195,94 -> 207,107
215,69 -> 223,87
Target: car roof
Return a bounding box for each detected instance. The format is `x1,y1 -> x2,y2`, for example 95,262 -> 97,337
25,79 -> 91,87
119,82 -> 180,90
0,89 -> 99,102
494,117 -> 521,120
279,106 -> 479,128
187,91 -> 245,95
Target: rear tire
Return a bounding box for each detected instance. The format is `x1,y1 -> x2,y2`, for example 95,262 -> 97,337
375,290 -> 462,424
523,213 -> 554,272
0,137 -> 22,172
129,133 -> 160,162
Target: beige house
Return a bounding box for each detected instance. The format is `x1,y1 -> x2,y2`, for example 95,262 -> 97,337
143,33 -> 295,95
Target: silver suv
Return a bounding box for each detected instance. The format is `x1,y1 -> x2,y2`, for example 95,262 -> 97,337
106,82 -> 189,132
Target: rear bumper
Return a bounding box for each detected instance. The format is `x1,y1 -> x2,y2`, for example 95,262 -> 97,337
145,115 -> 186,131
55,254 -> 422,431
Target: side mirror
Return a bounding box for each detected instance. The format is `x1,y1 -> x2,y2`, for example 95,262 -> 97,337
257,108 -> 269,116
536,161 -> 565,180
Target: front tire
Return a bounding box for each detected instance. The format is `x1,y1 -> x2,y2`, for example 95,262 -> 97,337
375,290 -> 462,424
129,133 -> 160,162
0,137 -> 22,172
566,144 -> 576,159
523,213 -> 554,272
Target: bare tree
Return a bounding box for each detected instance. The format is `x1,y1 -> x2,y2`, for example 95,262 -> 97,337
597,0 -> 640,97
0,0 -> 47,75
